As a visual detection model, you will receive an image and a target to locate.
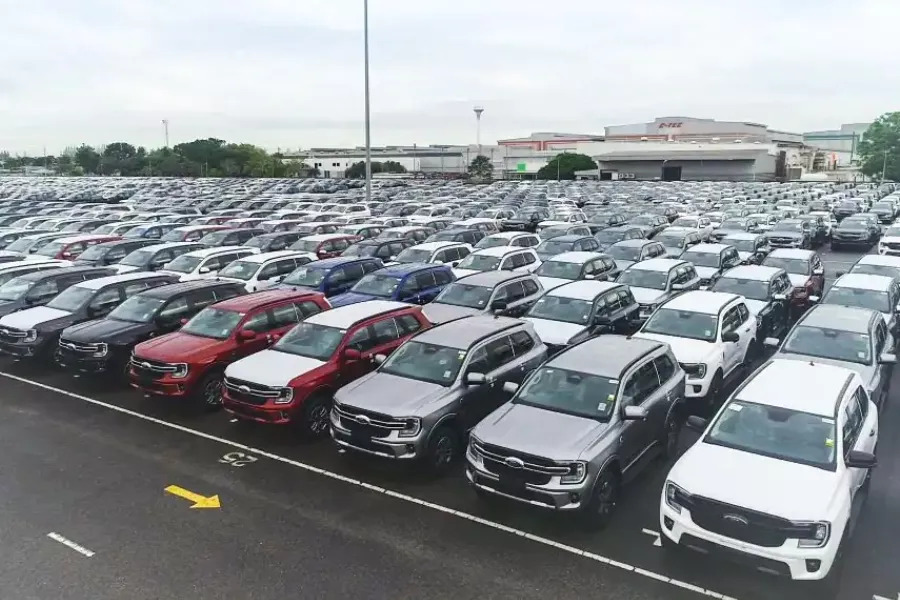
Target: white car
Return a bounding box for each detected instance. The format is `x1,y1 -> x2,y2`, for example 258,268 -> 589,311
452,247 -> 541,279
661,359 -> 877,588
474,232 -> 540,250
389,241 -> 472,268
877,223 -> 900,256
821,273 -> 898,327
216,250 -> 318,292
158,247 -> 258,282
633,290 -> 756,408
669,215 -> 714,241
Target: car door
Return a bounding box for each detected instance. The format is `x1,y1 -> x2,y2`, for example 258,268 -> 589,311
502,281 -> 529,317
460,335 -> 518,429
618,359 -> 663,474
413,271 -> 440,304
719,305 -> 746,375
842,388 -> 872,497
86,286 -> 125,319
154,296 -> 192,334
508,329 -> 543,382
769,272 -> 791,336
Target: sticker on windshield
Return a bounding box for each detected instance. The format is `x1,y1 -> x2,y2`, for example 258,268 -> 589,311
458,351 -> 466,359
727,404 -> 742,411
477,300 -> 485,306
858,351 -> 867,359
705,330 -> 713,337
608,379 -> 619,384
825,438 -> 834,448
443,370 -> 452,379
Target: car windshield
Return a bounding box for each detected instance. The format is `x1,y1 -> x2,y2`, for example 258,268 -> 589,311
773,221 -> 803,231
884,226 -> 900,237
725,238 -> 756,252
161,229 -> 187,241
712,277 -> 769,301
642,308 -> 718,342
163,255 -> 202,273
343,243 -> 378,257
435,283 -> 492,308
119,249 -> 153,267
823,286 -> 890,313
35,241 -> 66,257
607,245 -> 640,261
655,233 -> 687,248
292,240 -> 322,253
46,285 -> 94,312
219,260 -> 260,281
841,219 -> 868,229
108,295 -> 166,323
396,248 -> 433,263
200,231 -> 231,245
540,227 -> 569,239
0,277 -> 34,301
379,341 -> 464,386
457,253 -> 501,271
5,238 -> 38,253
514,366 -> 618,421
535,260 -> 582,280
475,236 -> 511,249
762,257 -> 809,275
781,325 -> 872,365
705,400 -> 836,470
243,237 -> 266,248
874,203 -> 893,210
513,211 -> 540,221
273,322 -> 344,360
351,273 -> 401,297
181,307 -> 243,339
92,224 -> 118,235
850,263 -> 900,278
671,218 -> 698,228
536,240 -> 573,256
124,225 -> 151,238
527,295 -> 593,325
283,266 -> 326,288
617,268 -> 667,290
595,230 -> 626,243
681,251 -> 721,268
720,219 -> 746,230
630,215 -> 656,225
77,245 -> 110,261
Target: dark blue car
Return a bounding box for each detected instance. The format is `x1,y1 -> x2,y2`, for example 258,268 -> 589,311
329,263 -> 456,307
278,256 -> 383,297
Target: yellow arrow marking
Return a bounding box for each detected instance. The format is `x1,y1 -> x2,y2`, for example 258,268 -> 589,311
164,485 -> 221,509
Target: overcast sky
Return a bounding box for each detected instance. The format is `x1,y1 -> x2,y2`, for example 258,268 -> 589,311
2,0 -> 897,155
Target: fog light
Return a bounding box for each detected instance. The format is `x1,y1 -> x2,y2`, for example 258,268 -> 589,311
692,385 -> 702,393
569,493 -> 580,503
805,559 -> 821,573
664,516 -> 674,530
405,444 -> 415,453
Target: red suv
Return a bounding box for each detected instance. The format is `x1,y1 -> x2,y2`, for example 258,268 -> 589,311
34,234 -> 121,260
129,289 -> 331,408
221,300 -> 431,436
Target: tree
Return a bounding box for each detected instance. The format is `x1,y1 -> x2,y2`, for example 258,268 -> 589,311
857,112 -> 900,182
345,160 -> 386,178
536,152 -> 597,180
468,155 -> 493,180
74,145 -> 101,174
381,160 -> 407,174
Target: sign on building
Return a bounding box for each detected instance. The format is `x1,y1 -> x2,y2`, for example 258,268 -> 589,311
658,122 -> 683,129
516,163 -> 527,172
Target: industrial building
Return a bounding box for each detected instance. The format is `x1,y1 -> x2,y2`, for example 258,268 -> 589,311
803,122 -> 870,167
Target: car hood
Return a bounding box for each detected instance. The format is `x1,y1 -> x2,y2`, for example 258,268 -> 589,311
693,266 -> 719,280
881,235 -> 900,245
335,372 -> 448,417
537,276 -> 575,291
629,287 -> 667,305
225,349 -> 327,388
134,331 -> 228,362
452,268 -> 479,278
775,353 -> 876,389
768,231 -> 803,239
62,318 -> 148,344
329,292 -> 379,307
523,318 -> 587,345
742,299 -> 768,316
737,251 -> 754,262
474,403 -> 609,462
422,303 -> 482,324
0,306 -> 73,330
668,441 -> 840,520
836,227 -> 868,234
662,246 -> 684,258
633,332 -> 719,364
614,260 -> 635,271
113,264 -> 142,274
787,273 -> 811,287
156,269 -> 190,281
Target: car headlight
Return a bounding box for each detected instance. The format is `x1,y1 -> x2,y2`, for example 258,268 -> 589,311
796,521 -> 831,548
273,387 -> 294,405
23,329 -> 37,343
466,438 -> 483,466
171,363 -> 189,379
560,461 -> 587,485
93,342 -> 108,358
398,417 -> 421,438
682,363 -> 707,379
665,481 -> 689,514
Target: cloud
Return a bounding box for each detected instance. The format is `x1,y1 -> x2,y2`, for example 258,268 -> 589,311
2,0 -> 897,154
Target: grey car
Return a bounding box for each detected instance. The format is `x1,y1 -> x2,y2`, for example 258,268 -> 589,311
330,316 -> 548,473
467,335 -> 685,527
615,258 -> 702,321
764,303 -> 895,407
422,271 -> 544,323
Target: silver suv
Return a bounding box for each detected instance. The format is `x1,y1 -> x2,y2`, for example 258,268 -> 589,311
331,315 -> 548,473
422,271 -> 544,323
467,335 -> 685,527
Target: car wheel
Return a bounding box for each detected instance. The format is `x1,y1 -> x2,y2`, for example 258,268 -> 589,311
198,371 -> 223,411
424,426 -> 458,474
301,393 -> 331,438
706,370 -> 723,412
584,468 -> 620,529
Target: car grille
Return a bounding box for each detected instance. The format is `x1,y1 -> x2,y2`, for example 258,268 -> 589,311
0,326 -> 27,340
886,242 -> 900,250
223,376 -> 280,406
684,495 -> 801,548
767,237 -> 797,246
473,441 -> 570,486
835,232 -> 866,239
333,404 -> 406,438
59,339 -> 104,354
130,356 -> 179,380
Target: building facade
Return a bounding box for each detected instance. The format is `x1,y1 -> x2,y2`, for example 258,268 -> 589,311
803,123 -> 870,167
604,116 -> 804,146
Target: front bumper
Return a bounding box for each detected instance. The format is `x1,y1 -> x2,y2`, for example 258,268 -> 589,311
466,460 -> 586,510
129,368 -> 198,398
329,413 -> 422,460
831,236 -> 872,247
879,244 -> 900,256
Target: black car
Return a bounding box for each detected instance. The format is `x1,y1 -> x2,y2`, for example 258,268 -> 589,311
501,209 -> 550,233
342,238 -> 415,262
56,279 -> 247,378
245,231 -> 305,253
628,213 -> 669,238
594,225 -> 645,251
0,272 -> 179,361
425,228 -> 485,245
833,200 -> 861,221
765,219 -> 813,249
534,234 -> 601,261
73,239 -> 159,267
116,242 -> 207,273
831,215 -> 879,250
0,266 -> 116,319
870,201 -> 896,224
199,228 -> 265,247
710,265 -> 792,344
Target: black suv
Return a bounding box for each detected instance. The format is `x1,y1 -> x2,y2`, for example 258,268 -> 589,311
73,239 -> 159,267
57,279 -> 247,378
200,228 -> 265,247
245,231 -> 305,253
342,238 -> 415,262
0,266 -> 116,318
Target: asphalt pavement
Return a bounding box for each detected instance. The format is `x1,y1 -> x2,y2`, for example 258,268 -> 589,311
0,246 -> 897,600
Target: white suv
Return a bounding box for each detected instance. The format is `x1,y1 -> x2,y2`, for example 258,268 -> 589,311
633,290 -> 756,409
660,359 -> 877,589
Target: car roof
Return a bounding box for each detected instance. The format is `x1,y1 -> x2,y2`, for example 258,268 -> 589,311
546,280 -> 622,300
232,250 -> 314,264
721,232 -> 760,240
628,258 -> 686,272
684,243 -> 729,253
413,315 -> 522,349
180,246 -> 256,258
542,234 -> 590,243
550,335 -> 664,377
610,239 -> 653,248
16,265 -> 111,281
304,256 -> 377,269
378,262 -> 445,276
796,304 -> 877,333
301,233 -> 355,241
53,234 -> 117,244
139,279 -> 245,299
75,271 -> 174,290
663,290 -> 741,314
768,248 -> 813,259
485,232 -> 533,240
0,259 -> 66,272
544,251 -> 604,264
856,255 -> 900,267
471,246 -> 525,257
831,273 -> 895,291
406,241 -> 465,252
174,224 -> 226,232
455,270 -> 533,286
721,265 -> 781,281
136,242 -> 205,253
209,288 -> 320,311
307,300 -> 412,328
736,359 -> 853,417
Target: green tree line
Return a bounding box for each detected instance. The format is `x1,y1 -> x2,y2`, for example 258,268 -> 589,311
0,138 -> 317,178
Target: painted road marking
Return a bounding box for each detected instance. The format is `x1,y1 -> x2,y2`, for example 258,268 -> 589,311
164,485 -> 221,509
641,528 -> 662,547
2,372 -> 737,600
47,532 -> 95,557
219,451 -> 259,468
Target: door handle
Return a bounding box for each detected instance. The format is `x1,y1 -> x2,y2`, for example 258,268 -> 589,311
743,327 -> 750,332
869,428 -> 876,437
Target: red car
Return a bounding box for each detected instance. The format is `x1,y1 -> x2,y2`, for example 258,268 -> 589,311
221,300 -> 431,435
290,233 -> 361,259
761,249 -> 825,313
33,234 -> 121,260
129,289 -> 331,408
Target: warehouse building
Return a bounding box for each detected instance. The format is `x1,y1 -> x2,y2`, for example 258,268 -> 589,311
604,116 -> 804,146
803,122 -> 870,167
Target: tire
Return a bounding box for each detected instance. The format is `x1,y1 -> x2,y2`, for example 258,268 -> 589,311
300,393 -> 331,438
704,370 -> 723,414
423,426 -> 459,475
197,371 -> 224,411
583,468 -> 620,529
659,412 -> 681,461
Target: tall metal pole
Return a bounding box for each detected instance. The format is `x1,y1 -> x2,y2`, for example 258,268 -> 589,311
363,0 -> 372,202
162,119 -> 169,148
881,149 -> 888,184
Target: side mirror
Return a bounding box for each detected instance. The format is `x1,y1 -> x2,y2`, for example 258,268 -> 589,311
237,329 -> 257,342
685,415 -> 708,433
721,331 -> 740,343
373,353 -> 387,365
593,315 -> 611,327
879,352 -> 897,364
622,405 -> 648,421
466,372 -> 486,385
502,381 -> 519,394
671,283 -> 685,291
763,337 -> 781,348
489,299 -> 508,313
198,266 -> 211,274
343,348 -> 362,360
809,295 -> 820,303
845,450 -> 877,469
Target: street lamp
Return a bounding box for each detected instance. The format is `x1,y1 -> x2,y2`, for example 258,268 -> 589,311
363,0 -> 372,202
881,149 -> 888,184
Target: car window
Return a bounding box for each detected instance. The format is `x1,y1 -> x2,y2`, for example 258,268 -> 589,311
842,391 -> 864,451
123,281 -> 152,297
28,280 -> 59,299
242,311 -> 270,332
395,314 -> 423,335
415,271 -> 437,289
484,336 -> 515,371
258,263 -> 278,280
271,304 -> 302,328
721,306 -> 741,333
434,269 -> 453,286
372,318 -> 401,346
159,297 -> 190,320
522,278 -> 540,296
90,287 -> 122,309
622,360 -> 661,405
653,354 -> 677,383
347,326 -> 376,352
504,281 -> 527,302
510,330 -> 535,356
294,300 -> 323,318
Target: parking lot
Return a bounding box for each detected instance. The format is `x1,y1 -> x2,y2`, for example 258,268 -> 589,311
0,243 -> 891,600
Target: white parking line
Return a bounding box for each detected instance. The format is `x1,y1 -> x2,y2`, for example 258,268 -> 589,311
4,372 -> 737,600
47,532 -> 94,557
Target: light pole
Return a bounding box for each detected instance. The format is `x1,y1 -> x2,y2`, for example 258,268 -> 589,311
473,106 -> 484,155
363,0 -> 372,202
161,119 -> 169,148
881,149 -> 888,184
